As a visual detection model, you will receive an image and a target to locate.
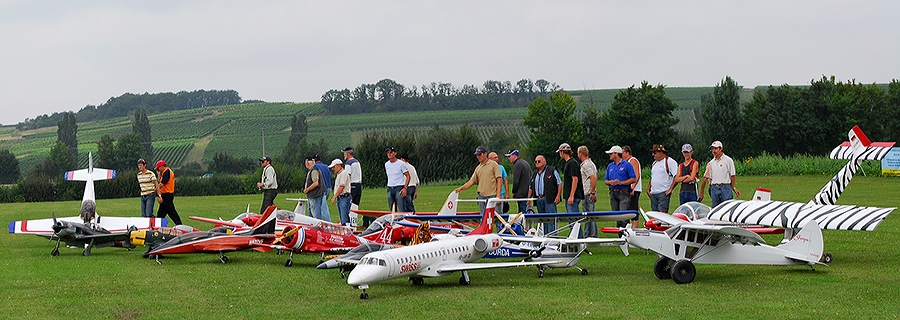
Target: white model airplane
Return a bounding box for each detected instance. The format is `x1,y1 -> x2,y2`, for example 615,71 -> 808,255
623,212 -> 825,284
706,126 -> 896,260
347,198 -> 562,299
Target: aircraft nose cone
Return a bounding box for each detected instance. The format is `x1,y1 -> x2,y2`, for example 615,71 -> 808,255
347,266 -> 376,286
316,260 -> 333,269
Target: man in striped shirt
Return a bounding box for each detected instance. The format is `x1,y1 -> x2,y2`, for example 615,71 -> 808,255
136,159 -> 158,218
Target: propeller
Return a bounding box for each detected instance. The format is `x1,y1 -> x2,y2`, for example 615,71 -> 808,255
529,246 -> 547,259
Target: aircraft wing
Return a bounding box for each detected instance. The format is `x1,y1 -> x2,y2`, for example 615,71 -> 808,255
645,211 -> 689,226
405,210 -> 638,224
678,223 -> 766,245
9,216 -> 167,235
829,142 -> 895,160
434,259 -> 562,273
498,234 -> 625,246
707,200 -> 896,231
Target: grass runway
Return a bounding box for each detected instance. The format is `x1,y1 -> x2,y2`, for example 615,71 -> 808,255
1,175 -> 898,319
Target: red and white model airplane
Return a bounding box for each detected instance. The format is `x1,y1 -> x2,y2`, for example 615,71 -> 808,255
347,198 -> 563,299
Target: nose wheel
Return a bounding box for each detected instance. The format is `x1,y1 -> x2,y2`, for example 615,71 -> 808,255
359,289 -> 369,299
220,253 -> 229,264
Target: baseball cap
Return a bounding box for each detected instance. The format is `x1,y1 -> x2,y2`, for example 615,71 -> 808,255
328,159 -> 342,168
259,156 -> 272,162
710,141 -> 723,148
605,146 -> 623,154
504,149 -> 519,157
385,146 -> 397,152
682,144 -> 693,152
155,160 -> 166,169
342,147 -> 353,152
474,146 -> 488,156
556,143 -> 572,152
305,154 -> 317,162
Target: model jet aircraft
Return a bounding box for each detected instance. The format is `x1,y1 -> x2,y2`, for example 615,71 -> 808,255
347,198 -> 564,299
147,206 -> 279,264
316,219 -> 433,277
8,153 -> 167,255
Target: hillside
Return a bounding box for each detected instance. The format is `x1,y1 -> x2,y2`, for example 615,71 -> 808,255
1,86 -> 724,173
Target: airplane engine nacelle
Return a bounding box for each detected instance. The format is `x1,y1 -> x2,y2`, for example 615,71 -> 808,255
473,234 -> 503,253
645,219 -> 668,231
281,226 -> 305,250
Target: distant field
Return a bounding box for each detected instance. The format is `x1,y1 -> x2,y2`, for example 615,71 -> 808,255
1,175 -> 898,319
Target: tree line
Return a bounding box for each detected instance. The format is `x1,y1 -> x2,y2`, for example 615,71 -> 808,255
321,78 -> 560,114
15,89 -> 241,130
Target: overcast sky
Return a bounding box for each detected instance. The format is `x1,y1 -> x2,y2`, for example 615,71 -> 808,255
1,1 -> 898,125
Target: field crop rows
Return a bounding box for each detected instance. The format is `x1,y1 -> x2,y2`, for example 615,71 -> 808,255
474,124 -> 530,146
154,143 -> 193,167
202,131 -> 289,162
152,117 -> 232,141
308,108 -> 529,132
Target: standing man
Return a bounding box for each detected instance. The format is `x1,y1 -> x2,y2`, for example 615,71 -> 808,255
528,155 -> 562,234
699,141 -> 741,207
577,146 -> 598,238
343,147 -> 365,226
488,152 -> 509,214
314,154 -> 332,199
604,146 -> 636,229
674,144 -> 700,205
330,159 -> 352,226
558,143 -> 583,214
506,149 -> 532,213
303,156 -> 330,222
399,153 -> 419,213
154,160 -> 182,225
136,159 -> 158,218
455,146 -> 501,216
647,145 -> 678,213
622,146 -> 642,228
257,156 -> 278,214
384,147 -> 410,212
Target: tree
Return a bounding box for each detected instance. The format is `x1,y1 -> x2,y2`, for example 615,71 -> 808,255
488,129 -> 519,155
115,133 -> 143,171
32,142 -> 74,178
96,134 -> 116,169
588,81 -> 679,166
0,149 -> 20,184
132,108 -> 153,161
524,91 -> 582,168
698,76 -> 745,158
57,112 -> 78,164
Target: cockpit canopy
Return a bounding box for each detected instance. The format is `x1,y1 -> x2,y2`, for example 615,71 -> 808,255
671,202 -> 711,220
359,256 -> 387,266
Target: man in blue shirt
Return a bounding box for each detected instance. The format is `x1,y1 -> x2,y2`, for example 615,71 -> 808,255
604,146 -> 637,229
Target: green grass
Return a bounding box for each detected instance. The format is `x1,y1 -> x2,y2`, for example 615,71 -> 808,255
2,175 -> 899,319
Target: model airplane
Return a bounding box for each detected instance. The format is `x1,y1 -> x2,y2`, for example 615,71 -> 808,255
8,153 -> 167,255
147,206 -> 279,264
316,219 -> 433,277
190,199 -> 354,234
252,212 -> 417,267
347,198 -> 564,299
623,211 -> 825,284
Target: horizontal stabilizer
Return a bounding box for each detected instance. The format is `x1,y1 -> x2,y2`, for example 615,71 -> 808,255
64,168 -> 116,181
708,200 -> 895,231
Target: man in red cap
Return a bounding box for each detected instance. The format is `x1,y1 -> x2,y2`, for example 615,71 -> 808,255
155,160 -> 182,225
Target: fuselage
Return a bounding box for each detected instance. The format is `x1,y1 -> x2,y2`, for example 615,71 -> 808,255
149,231 -> 273,254
347,233 -> 502,287
623,227 -> 811,265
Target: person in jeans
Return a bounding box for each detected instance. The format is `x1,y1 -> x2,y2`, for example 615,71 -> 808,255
136,159 -> 158,218
330,159 -> 352,226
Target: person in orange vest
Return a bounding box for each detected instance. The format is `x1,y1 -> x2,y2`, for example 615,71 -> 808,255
155,160 -> 182,225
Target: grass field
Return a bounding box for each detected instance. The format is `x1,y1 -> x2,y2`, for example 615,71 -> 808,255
2,175 -> 899,319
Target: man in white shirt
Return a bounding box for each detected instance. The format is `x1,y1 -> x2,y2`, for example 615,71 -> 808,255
399,153 -> 419,213
647,144 -> 678,213
384,147 -> 410,212
577,146 -> 598,237
699,141 -> 741,207
330,159 -> 352,226
343,147 -> 365,225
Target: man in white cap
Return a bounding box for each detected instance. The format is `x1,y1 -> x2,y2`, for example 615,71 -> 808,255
330,159 -> 352,225
674,144 -> 700,205
699,141 -> 741,207
603,146 -> 637,223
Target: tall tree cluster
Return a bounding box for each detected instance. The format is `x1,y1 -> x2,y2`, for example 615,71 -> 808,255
95,133 -> 143,172
132,108 -> 153,161
0,149 -> 19,184
524,91 -> 583,169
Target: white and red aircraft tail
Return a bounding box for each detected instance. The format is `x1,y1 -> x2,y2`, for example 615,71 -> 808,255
752,188 -> 771,201
776,220 -> 825,265
812,126 -> 895,206
467,199 -> 497,236
247,206 -> 278,235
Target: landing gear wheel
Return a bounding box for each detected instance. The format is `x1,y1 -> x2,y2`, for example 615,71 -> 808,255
670,260 -> 696,284
538,269 -> 545,278
360,292 -> 369,299
284,259 -> 293,267
220,256 -> 229,264
459,277 -> 470,285
51,248 -> 60,256
581,269 -> 588,276
411,277 -> 424,285
654,257 -> 673,280
82,248 -> 92,256
821,252 -> 833,264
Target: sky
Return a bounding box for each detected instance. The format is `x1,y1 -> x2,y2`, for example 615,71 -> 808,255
1,1 -> 898,125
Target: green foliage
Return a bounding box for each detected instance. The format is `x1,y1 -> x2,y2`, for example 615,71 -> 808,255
0,149 -> 20,184
114,132 -> 143,171
96,134 -> 116,169
208,152 -> 257,175
524,91 -> 582,169
57,112 -> 78,161
412,124 -> 484,186
132,108 -> 153,160
699,76 -> 746,158
734,153 -> 884,176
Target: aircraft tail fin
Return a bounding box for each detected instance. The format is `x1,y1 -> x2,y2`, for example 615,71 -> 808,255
250,206 -> 278,235
810,126 -> 876,206
777,220 -> 824,264
752,188 -> 771,201
848,125 -> 871,159
468,199 -> 496,236
436,191 -> 460,215
568,222 -> 581,240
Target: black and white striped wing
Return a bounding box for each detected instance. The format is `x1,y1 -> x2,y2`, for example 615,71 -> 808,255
708,200 -> 895,231
829,144 -> 895,160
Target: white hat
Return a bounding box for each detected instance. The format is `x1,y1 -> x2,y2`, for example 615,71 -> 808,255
328,159 -> 343,168
682,144 -> 693,152
556,143 -> 572,152
605,146 -> 623,154
710,141 -> 723,148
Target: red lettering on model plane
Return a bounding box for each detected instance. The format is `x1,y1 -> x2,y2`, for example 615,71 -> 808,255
791,235 -> 810,243
400,262 -> 420,273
